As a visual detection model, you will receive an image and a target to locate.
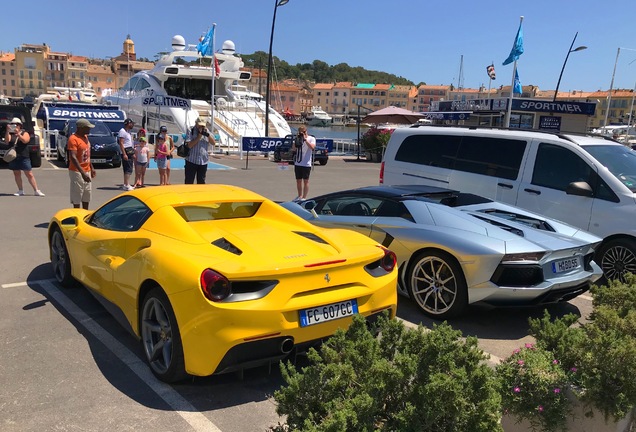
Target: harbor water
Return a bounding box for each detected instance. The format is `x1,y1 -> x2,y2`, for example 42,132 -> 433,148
302,125 -> 371,155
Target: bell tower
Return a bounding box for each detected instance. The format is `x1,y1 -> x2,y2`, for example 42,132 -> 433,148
122,34 -> 136,61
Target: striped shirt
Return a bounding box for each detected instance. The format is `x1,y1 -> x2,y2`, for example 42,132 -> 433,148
185,129 -> 211,165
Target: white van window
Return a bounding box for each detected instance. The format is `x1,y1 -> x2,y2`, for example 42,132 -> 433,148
395,135 -> 460,168
532,143 -> 619,202
584,145 -> 636,193
532,144 -> 594,191
454,136 -> 525,180
394,134 -> 526,180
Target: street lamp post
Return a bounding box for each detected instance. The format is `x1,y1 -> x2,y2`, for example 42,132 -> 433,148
604,47 -> 636,127
264,0 -> 289,137
357,104 -> 361,160
553,32 -> 587,102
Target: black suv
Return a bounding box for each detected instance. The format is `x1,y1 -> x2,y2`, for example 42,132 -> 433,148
0,105 -> 42,167
273,134 -> 328,166
57,119 -> 122,168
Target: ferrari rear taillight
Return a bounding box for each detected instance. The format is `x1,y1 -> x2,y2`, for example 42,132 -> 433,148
200,269 -> 232,302
379,247 -> 397,272
379,161 -> 385,184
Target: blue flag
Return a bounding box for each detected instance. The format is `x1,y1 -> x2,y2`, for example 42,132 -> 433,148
503,22 -> 524,65
514,69 -> 522,94
196,26 -> 215,57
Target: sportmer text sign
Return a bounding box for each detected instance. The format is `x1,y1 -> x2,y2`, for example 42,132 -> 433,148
142,95 -> 192,109
242,137 -> 334,152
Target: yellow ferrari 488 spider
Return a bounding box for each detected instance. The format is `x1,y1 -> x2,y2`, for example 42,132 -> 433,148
48,185 -> 397,382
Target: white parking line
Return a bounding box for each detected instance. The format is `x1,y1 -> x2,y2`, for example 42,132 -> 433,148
37,280 -> 221,432
2,281 -> 29,288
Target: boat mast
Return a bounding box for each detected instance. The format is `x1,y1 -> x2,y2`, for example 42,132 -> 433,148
457,55 -> 464,90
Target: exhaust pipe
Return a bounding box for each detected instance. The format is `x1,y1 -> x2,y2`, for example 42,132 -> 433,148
280,337 -> 294,354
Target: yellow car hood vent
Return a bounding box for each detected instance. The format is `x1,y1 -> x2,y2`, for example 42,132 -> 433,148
211,231 -> 328,256
212,237 -> 243,255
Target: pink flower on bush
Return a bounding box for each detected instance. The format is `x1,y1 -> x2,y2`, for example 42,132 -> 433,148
553,359 -> 559,365
513,348 -> 520,354
570,367 -> 578,373
513,387 -> 521,393
517,360 -> 525,366
554,388 -> 561,394
538,405 -> 544,412
524,343 -> 534,349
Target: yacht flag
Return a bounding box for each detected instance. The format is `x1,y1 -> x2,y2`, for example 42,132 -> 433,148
514,69 -> 522,94
503,16 -> 524,128
503,20 -> 524,65
214,55 -> 221,78
197,26 -> 215,57
486,64 -> 496,80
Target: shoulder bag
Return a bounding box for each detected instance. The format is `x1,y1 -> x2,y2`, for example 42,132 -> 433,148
177,143 -> 190,158
3,134 -> 18,163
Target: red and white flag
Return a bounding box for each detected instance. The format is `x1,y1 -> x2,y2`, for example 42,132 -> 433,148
214,55 -> 221,78
486,64 -> 496,80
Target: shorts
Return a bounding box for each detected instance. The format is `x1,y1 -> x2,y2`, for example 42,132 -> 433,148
156,158 -> 167,169
136,161 -> 148,167
122,147 -> 135,174
9,155 -> 32,171
69,170 -> 92,205
294,165 -> 312,180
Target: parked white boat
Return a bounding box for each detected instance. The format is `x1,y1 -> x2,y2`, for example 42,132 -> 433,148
102,35 -> 291,148
307,106 -> 332,127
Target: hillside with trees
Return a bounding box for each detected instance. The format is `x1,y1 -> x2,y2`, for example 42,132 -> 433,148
240,51 -> 415,86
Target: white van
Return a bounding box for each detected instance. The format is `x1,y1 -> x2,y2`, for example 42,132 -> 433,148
380,126 -> 636,281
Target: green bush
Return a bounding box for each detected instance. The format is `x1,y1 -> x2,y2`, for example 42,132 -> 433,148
496,344 -> 571,432
272,313 -> 502,432
505,274 -> 636,428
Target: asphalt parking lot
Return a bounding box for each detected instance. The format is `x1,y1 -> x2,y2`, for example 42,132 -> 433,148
0,155 -> 594,432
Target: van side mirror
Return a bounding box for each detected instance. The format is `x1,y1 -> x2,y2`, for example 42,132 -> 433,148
565,181 -> 593,198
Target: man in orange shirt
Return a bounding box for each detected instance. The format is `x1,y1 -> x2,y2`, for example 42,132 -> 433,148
67,118 -> 97,209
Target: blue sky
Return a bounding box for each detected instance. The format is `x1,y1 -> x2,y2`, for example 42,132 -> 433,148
4,0 -> 636,93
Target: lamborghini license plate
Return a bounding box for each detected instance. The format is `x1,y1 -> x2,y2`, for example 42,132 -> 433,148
552,257 -> 581,274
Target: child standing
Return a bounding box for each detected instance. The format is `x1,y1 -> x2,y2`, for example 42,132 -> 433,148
155,134 -> 169,185
134,137 -> 149,187
133,128 -> 146,187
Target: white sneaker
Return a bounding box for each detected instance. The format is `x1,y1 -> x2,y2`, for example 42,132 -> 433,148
13,190 -> 24,196
34,190 -> 45,197
124,185 -> 135,191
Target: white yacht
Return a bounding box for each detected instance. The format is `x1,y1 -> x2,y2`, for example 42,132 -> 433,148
306,106 -> 332,127
102,35 -> 291,148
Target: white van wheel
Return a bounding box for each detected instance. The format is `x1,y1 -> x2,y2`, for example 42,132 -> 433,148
598,238 -> 636,282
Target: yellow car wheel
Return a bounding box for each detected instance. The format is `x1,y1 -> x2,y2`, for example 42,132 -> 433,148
50,228 -> 74,288
141,287 -> 187,383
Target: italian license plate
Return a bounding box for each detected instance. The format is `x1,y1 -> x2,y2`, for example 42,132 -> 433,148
552,256 -> 581,274
299,299 -> 358,327
91,158 -> 107,163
